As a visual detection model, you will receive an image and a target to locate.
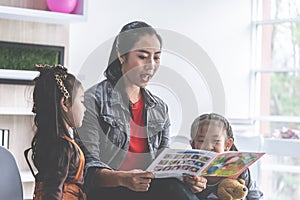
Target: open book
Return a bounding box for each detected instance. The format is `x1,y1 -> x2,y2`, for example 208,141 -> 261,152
146,148 -> 264,179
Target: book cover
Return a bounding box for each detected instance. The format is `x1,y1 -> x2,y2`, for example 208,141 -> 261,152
146,148 -> 264,179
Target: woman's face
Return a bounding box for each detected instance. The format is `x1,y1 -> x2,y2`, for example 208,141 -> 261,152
66,86 -> 86,128
120,34 -> 161,88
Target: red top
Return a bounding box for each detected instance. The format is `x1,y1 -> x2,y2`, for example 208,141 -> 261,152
129,97 -> 149,153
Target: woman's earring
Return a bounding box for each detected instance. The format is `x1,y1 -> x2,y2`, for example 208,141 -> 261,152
120,60 -> 124,65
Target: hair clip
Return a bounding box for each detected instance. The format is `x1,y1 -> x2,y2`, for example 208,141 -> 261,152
34,64 -> 70,100
53,64 -> 68,79
54,73 -> 70,101
35,64 -> 51,71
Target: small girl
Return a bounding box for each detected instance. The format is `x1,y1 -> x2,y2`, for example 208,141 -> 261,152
190,113 -> 263,200
27,64 -> 86,200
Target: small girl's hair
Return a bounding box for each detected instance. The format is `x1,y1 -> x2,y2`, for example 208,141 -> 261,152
190,113 -> 238,151
31,64 -> 82,169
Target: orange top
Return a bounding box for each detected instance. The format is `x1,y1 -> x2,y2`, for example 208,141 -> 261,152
61,135 -> 85,182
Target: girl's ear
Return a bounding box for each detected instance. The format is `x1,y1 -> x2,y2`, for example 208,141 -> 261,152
226,138 -> 234,150
117,52 -> 125,64
60,97 -> 69,112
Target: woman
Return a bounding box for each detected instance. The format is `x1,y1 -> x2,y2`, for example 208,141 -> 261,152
79,21 -> 206,200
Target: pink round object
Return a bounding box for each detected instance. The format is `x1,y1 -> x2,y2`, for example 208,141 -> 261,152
46,0 -> 78,13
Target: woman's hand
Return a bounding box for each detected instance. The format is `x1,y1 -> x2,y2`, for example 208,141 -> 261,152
183,175 -> 207,193
119,169 -> 155,192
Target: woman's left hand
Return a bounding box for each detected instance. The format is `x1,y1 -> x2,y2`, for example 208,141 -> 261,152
183,175 -> 207,193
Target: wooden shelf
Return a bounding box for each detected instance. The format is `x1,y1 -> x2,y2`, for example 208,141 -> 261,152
0,4 -> 87,24
0,107 -> 34,115
0,69 -> 38,81
20,170 -> 35,183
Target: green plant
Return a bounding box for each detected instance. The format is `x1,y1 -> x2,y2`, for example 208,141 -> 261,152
0,46 -> 61,71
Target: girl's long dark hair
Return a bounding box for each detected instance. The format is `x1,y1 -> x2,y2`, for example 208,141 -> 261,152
31,65 -> 82,171
104,21 -> 162,84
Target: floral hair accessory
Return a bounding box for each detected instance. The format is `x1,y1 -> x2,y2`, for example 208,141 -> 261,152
53,64 -> 70,101
35,63 -> 70,100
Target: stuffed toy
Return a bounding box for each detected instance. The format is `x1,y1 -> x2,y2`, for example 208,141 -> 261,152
217,178 -> 248,200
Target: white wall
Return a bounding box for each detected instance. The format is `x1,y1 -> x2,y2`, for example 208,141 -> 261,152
69,0 -> 252,136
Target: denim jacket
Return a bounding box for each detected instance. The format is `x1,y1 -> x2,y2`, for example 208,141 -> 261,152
78,79 -> 170,189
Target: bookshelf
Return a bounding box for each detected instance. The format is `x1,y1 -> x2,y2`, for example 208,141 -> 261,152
0,0 -> 87,24
0,1 -> 86,198
0,83 -> 35,199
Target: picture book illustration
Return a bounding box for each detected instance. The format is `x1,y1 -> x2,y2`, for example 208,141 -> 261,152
146,148 -> 264,179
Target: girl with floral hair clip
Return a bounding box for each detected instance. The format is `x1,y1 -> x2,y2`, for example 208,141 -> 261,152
25,64 -> 87,200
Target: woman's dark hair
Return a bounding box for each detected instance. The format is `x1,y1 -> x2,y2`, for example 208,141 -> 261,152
31,64 -> 82,170
190,113 -> 238,151
104,21 -> 162,84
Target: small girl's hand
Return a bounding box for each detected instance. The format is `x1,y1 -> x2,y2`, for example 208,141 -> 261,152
183,175 -> 207,193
